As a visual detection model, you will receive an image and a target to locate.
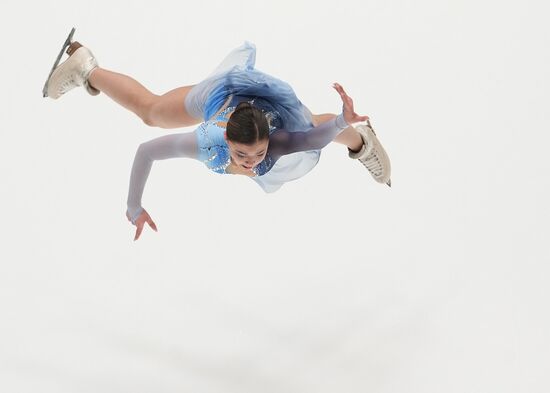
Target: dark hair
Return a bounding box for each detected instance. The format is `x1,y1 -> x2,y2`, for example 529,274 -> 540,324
226,102 -> 269,144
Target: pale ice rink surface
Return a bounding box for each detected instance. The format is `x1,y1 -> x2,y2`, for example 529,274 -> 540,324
1,0 -> 549,392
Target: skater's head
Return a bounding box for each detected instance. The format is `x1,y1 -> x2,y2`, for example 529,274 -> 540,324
225,102 -> 270,170
226,102 -> 270,143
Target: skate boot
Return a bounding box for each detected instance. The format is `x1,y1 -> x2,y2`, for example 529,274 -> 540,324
348,119 -> 392,187
43,28 -> 99,99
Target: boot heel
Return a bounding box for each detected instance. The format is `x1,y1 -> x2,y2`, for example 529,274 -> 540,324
66,41 -> 83,56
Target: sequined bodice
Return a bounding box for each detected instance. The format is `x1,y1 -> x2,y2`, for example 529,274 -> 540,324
196,98 -> 279,176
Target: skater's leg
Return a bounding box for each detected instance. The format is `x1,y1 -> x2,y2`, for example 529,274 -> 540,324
333,126 -> 364,152
311,113 -> 363,152
149,85 -> 202,128
88,68 -> 201,129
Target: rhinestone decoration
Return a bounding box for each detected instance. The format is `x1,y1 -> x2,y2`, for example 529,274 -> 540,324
199,100 -> 277,177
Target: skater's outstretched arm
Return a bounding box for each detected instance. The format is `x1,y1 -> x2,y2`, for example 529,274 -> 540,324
269,113 -> 349,157
126,132 -> 198,239
269,83 -> 368,157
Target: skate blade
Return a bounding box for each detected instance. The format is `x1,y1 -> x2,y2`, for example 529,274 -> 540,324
42,27 -> 76,97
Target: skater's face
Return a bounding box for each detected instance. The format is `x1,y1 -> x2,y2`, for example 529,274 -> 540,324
226,138 -> 269,170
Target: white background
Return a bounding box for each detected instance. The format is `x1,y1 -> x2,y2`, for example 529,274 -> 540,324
1,0 -> 549,392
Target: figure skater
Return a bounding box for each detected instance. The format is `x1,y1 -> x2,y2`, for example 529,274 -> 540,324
43,28 -> 391,240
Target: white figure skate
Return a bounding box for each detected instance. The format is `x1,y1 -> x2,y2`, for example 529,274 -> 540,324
42,27 -> 99,99
348,119 -> 392,187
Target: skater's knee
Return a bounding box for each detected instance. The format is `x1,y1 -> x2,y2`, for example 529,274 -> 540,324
141,114 -> 158,127
141,99 -> 162,127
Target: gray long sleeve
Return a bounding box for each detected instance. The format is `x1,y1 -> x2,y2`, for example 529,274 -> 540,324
268,113 -> 349,158
126,132 -> 198,224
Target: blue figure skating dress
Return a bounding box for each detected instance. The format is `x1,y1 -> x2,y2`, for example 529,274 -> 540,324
185,41 -> 323,193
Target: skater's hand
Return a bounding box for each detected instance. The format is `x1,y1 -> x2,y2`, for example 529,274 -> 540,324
332,82 -> 369,125
126,209 -> 157,241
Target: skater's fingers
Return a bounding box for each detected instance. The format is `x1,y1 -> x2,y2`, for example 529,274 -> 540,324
334,87 -> 347,101
333,82 -> 349,97
332,83 -> 344,96
334,86 -> 354,107
342,99 -> 357,116
332,82 -> 344,91
148,219 -> 158,232
339,95 -> 354,112
134,224 -> 144,241
344,97 -> 354,109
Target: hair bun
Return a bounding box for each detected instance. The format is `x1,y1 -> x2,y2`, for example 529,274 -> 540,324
235,101 -> 253,111
226,101 -> 270,144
